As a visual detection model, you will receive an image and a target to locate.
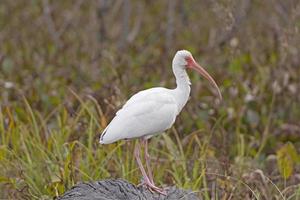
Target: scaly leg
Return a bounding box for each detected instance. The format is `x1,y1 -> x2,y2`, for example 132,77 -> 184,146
134,140 -> 166,195
142,139 -> 154,185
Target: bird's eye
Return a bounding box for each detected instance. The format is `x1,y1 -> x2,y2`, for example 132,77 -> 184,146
185,56 -> 193,67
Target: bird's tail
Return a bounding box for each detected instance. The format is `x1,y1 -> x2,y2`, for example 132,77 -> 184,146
99,127 -> 108,144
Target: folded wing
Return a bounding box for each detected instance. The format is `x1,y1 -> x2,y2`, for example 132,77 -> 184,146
100,88 -> 178,144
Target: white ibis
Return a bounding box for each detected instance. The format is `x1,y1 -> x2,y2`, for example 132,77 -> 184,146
99,50 -> 222,194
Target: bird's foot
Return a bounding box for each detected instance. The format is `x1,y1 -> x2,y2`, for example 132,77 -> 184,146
138,180 -> 167,195
147,184 -> 167,195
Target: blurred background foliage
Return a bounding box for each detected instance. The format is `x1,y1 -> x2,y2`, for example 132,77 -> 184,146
0,0 -> 300,199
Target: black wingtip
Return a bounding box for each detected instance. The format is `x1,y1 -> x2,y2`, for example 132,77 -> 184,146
99,129 -> 107,144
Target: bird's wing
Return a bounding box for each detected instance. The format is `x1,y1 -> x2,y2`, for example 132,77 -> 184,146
100,88 -> 178,144
116,87 -> 175,116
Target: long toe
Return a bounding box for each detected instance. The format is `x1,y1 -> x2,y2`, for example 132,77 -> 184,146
145,182 -> 167,195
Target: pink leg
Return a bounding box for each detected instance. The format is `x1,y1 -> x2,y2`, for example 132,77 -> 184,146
134,140 -> 166,195
142,139 -> 154,184
134,141 -> 152,184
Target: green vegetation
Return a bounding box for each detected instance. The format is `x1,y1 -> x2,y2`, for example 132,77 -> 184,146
0,0 -> 300,199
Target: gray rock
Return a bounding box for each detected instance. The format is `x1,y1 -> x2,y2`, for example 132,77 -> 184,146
58,179 -> 200,200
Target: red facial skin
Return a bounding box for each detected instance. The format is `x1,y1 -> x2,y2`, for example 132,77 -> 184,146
184,56 -> 222,100
185,56 -> 196,69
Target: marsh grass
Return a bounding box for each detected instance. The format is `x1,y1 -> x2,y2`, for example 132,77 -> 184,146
0,93 -> 298,199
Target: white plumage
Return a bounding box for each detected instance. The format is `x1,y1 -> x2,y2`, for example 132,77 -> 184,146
100,51 -> 195,144
100,88 -> 179,144
99,50 -> 221,194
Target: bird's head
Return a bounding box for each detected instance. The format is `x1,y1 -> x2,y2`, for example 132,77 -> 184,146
173,50 -> 222,100
172,50 -> 193,67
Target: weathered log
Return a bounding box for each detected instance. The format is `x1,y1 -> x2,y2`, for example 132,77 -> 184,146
58,179 -> 201,200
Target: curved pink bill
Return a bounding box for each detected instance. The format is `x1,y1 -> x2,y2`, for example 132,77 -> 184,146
187,57 -> 222,100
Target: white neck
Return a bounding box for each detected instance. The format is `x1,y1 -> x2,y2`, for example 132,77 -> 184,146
172,63 -> 191,114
